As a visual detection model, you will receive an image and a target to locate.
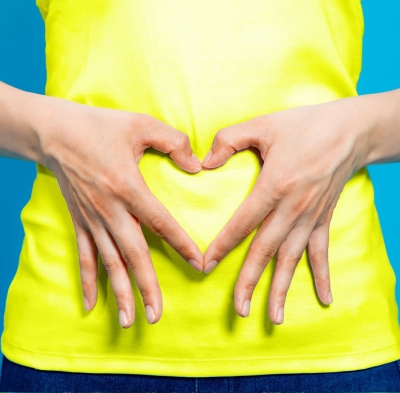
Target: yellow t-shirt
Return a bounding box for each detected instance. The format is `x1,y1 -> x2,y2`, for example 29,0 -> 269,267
2,0 -> 400,377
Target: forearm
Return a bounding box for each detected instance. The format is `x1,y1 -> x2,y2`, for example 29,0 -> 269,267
0,81 -> 49,164
361,88 -> 400,166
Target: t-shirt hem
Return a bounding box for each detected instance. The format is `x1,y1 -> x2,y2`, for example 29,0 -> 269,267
2,337 -> 400,377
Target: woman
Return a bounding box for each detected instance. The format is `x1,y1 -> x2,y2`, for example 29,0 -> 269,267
1,0 -> 400,391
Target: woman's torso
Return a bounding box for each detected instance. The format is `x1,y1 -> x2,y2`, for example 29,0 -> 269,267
2,0 -> 400,376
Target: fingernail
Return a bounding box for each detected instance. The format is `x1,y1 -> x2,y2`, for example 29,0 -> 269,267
119,309 -> 128,328
327,291 -> 333,305
146,305 -> 155,324
202,151 -> 213,167
191,154 -> 203,171
204,259 -> 218,274
277,307 -> 284,324
242,299 -> 251,317
84,296 -> 90,311
188,258 -> 203,272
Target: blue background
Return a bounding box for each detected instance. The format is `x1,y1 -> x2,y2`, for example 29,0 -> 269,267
0,0 -> 400,370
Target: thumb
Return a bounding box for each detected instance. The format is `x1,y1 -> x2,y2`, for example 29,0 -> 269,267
139,116 -> 202,173
202,120 -> 266,169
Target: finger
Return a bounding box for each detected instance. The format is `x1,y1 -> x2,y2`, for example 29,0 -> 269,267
91,226 -> 136,328
107,210 -> 162,324
307,211 -> 334,306
203,178 -> 273,273
124,166 -> 204,271
234,208 -> 294,318
76,223 -> 99,311
268,224 -> 313,325
69,209 -> 98,311
138,115 -> 202,172
201,117 -> 270,168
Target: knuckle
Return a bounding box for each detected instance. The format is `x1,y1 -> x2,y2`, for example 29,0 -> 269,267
69,207 -> 79,224
114,291 -> 132,305
234,280 -> 255,300
275,289 -> 288,301
214,129 -> 228,145
246,245 -> 272,271
240,221 -> 256,239
148,212 -> 168,238
251,243 -> 276,262
114,177 -> 133,197
272,174 -> 299,198
234,217 -> 256,239
325,204 -> 336,222
252,255 -> 272,271
293,189 -> 319,214
87,191 -> 107,215
101,171 -> 131,196
280,254 -> 302,269
102,258 -> 122,274
214,241 -> 231,259
174,242 -> 194,259
140,284 -> 160,300
174,131 -> 190,150
235,278 -> 256,295
292,196 -> 311,214
257,183 -> 281,207
249,115 -> 267,129
269,287 -> 288,306
73,216 -> 86,230
86,194 -> 114,223
308,247 -> 327,263
96,170 -> 113,192
79,255 -> 95,271
122,246 -> 149,271
317,273 -> 331,289
136,112 -> 155,130
81,276 -> 97,294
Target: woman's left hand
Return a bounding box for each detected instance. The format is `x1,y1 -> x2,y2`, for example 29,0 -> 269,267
201,96 -> 371,325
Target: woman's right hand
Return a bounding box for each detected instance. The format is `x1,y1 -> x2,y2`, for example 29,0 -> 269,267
36,97 -> 204,328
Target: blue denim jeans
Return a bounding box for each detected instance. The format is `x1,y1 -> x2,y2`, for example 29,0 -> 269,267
1,355 -> 400,392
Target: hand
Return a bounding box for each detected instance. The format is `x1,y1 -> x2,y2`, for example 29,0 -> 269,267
201,96 -> 370,325
39,98 -> 204,328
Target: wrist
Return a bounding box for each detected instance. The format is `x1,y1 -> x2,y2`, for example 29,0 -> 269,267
359,88 -> 400,167
22,91 -> 59,167
0,82 -> 50,165
23,90 -> 76,169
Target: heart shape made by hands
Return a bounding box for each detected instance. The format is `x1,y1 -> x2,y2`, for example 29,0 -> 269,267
138,145 -> 264,260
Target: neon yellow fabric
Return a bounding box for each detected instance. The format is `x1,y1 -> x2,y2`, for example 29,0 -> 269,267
2,0 -> 400,377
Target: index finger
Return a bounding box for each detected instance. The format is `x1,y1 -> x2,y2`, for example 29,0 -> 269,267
203,172 -> 275,273
122,165 -> 204,272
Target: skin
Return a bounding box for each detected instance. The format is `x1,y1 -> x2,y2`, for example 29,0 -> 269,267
201,89 -> 400,324
1,80 -> 400,327
0,81 -> 204,328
